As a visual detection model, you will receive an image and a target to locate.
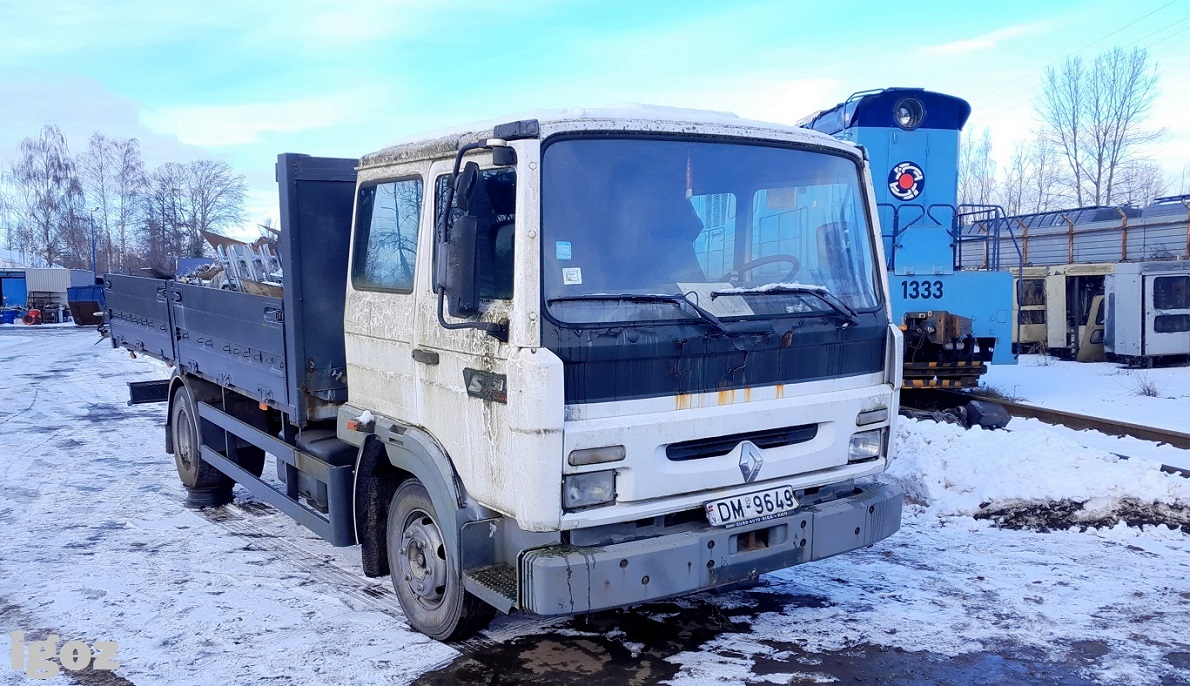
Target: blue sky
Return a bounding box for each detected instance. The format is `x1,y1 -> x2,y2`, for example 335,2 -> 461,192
2,0 -> 1188,235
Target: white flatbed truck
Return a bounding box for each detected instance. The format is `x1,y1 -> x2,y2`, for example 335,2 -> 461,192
107,107 -> 904,640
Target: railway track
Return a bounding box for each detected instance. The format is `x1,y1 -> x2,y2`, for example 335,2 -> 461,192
904,388 -> 1190,478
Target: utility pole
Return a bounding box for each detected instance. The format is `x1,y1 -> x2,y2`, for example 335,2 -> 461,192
89,207 -> 98,273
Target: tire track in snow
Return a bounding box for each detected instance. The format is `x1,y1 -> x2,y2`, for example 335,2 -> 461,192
191,501 -> 565,652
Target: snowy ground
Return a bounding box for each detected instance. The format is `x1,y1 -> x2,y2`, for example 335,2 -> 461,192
0,327 -> 1187,685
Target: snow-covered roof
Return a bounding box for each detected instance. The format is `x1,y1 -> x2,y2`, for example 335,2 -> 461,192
361,104 -> 854,169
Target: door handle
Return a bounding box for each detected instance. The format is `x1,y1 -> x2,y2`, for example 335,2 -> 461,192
412,348 -> 439,365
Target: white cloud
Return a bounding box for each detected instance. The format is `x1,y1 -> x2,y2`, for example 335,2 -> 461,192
0,2 -> 245,63
141,95 -> 362,146
1138,58 -> 1190,184
0,0 -> 431,65
920,23 -> 1045,57
656,77 -> 843,127
0,70 -> 206,166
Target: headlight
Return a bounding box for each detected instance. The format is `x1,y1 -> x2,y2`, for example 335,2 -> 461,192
563,470 -> 616,510
894,97 -> 924,130
848,429 -> 885,463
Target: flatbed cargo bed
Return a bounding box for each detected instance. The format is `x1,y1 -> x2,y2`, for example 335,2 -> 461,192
106,154 -> 358,426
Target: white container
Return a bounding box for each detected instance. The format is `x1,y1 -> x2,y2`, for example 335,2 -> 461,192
24,267 -> 70,295
1105,260 -> 1190,362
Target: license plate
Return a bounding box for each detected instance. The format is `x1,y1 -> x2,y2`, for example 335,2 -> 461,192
705,485 -> 799,528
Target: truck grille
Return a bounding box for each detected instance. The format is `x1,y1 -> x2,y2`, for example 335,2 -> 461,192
665,424 -> 818,461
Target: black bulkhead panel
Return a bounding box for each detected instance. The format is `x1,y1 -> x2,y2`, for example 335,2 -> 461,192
542,313 -> 886,405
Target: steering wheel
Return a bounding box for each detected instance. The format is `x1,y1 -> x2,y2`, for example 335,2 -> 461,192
736,254 -> 801,284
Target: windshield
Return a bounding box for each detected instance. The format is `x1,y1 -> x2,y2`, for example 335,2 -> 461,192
541,137 -> 881,325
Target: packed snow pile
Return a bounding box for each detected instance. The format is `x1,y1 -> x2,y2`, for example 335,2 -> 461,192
885,418 -> 1190,532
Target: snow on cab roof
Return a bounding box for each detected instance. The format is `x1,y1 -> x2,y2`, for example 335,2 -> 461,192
360,103 -> 853,168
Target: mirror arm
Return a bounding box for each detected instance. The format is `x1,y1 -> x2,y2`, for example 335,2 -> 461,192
440,137 -> 514,243
436,289 -> 509,342
445,138 -> 510,207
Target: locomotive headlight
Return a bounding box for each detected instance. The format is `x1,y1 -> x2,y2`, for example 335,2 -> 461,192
848,429 -> 886,463
894,97 -> 924,130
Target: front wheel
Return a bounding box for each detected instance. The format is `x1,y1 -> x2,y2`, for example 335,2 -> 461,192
386,479 -> 495,640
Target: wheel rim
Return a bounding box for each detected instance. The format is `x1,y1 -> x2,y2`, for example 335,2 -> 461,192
398,509 -> 448,609
176,404 -> 196,473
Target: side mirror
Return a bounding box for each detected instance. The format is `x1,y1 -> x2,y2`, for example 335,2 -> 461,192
454,161 -> 480,213
443,214 -> 480,317
434,145 -> 507,340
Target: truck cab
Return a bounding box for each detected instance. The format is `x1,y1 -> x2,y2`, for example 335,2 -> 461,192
338,108 -> 902,637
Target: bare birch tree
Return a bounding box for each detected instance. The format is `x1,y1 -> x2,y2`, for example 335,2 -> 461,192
958,127 -> 996,206
5,122 -> 251,272
1038,57 -> 1087,205
1038,47 -> 1162,206
9,125 -> 83,267
1113,160 -> 1167,207
79,133 -> 116,272
1027,135 -> 1063,212
112,138 -> 147,272
79,132 -> 145,272
998,142 -> 1029,216
182,159 -> 247,256
139,159 -> 246,267
142,162 -> 188,268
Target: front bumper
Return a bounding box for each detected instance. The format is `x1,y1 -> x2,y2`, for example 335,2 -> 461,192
520,481 -> 902,615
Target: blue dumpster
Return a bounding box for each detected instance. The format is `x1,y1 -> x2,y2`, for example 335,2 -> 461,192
67,285 -> 107,326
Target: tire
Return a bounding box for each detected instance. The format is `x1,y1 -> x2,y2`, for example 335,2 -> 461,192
171,383 -> 234,492
386,479 -> 495,641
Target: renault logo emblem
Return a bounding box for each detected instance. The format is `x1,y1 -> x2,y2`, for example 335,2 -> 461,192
739,442 -> 763,483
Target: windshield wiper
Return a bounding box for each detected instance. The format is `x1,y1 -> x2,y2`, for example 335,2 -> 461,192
712,285 -> 860,327
547,293 -> 771,336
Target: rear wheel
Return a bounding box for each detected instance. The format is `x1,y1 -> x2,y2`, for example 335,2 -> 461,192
235,446 -> 266,478
386,479 -> 494,640
171,382 -> 233,506
222,393 -> 267,478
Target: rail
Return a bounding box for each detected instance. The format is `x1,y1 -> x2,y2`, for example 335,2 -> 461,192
916,389 -> 1190,477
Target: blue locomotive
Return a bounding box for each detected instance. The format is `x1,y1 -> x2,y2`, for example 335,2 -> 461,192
800,88 -> 1019,387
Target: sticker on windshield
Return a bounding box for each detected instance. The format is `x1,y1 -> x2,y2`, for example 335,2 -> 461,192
562,267 -> 583,285
555,241 -> 573,260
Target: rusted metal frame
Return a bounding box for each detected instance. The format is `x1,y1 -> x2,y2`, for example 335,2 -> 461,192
1116,207 -> 1129,261
1180,198 -> 1190,259
1062,214 -> 1075,263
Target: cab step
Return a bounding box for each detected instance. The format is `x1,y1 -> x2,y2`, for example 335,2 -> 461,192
463,564 -> 518,613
